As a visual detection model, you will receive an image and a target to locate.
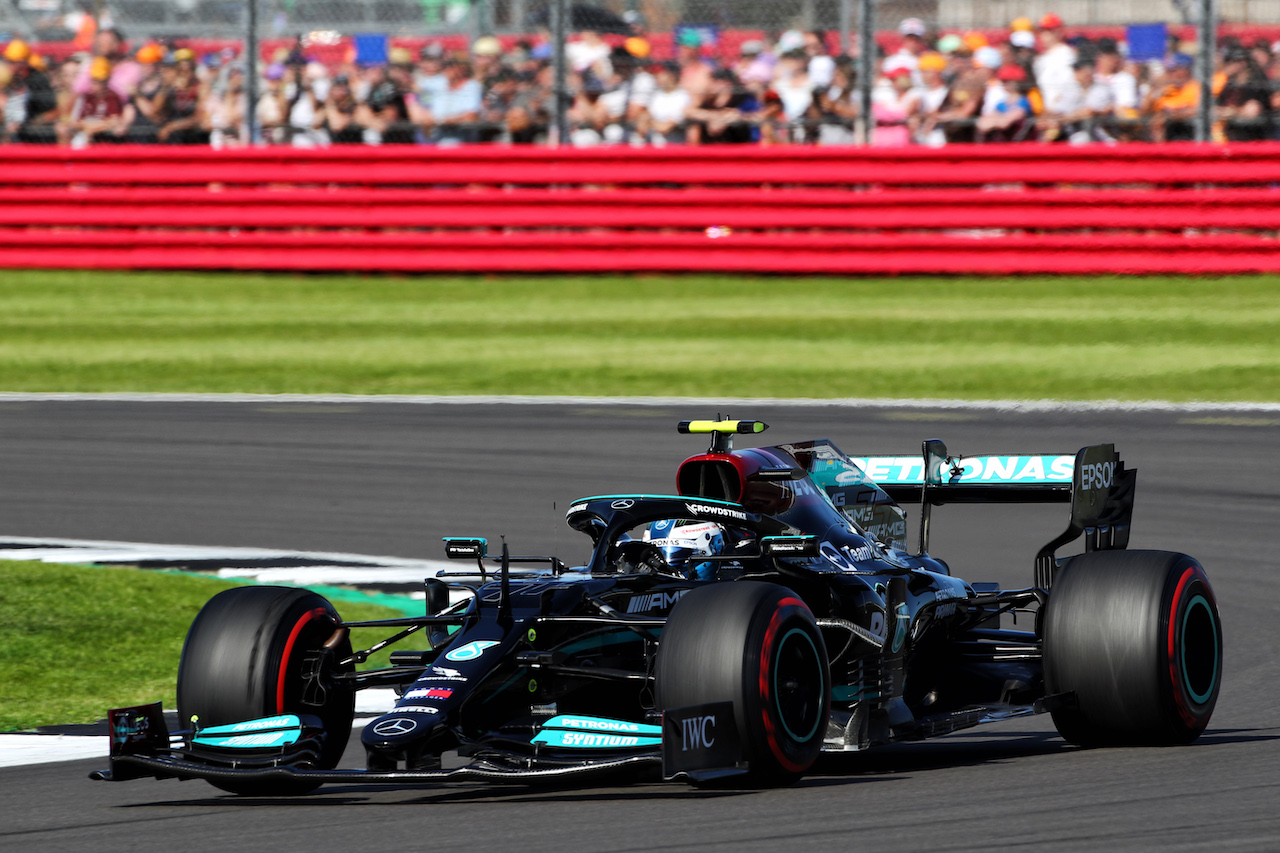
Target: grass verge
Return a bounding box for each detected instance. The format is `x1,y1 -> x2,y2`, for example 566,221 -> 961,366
0,560 -> 406,731
0,270 -> 1277,401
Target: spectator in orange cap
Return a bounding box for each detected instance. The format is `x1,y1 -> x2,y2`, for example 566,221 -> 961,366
73,27 -> 142,101
128,47 -> 170,142
3,39 -> 59,143
624,37 -> 650,60
135,43 -> 164,65
63,55 -> 131,146
912,51 -> 950,145
1034,13 -> 1077,115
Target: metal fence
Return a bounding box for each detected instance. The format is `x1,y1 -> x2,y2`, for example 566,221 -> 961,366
2,0 -> 1259,145
0,0 -> 1239,41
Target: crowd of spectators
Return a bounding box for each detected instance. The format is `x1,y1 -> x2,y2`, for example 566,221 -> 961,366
3,15 -> 1279,147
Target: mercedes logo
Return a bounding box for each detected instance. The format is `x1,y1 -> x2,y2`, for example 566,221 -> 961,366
372,717 -> 417,737
610,499 -> 635,509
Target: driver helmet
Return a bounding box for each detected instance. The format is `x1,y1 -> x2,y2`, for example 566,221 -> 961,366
644,519 -> 725,580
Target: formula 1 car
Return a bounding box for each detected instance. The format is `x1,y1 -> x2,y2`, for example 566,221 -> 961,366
93,419 -> 1222,793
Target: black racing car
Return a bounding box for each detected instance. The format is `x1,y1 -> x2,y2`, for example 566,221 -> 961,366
94,419 -> 1222,792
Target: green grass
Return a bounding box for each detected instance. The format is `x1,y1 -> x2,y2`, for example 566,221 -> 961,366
1,270 -> 1278,401
0,560 -> 406,731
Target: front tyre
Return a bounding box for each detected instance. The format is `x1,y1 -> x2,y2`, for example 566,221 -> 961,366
177,586 -> 355,794
1043,550 -> 1222,746
655,582 -> 830,786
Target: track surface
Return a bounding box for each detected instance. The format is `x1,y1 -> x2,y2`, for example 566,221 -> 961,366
1,400 -> 1278,852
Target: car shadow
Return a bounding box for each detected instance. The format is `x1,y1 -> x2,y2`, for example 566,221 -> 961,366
117,725 -> 1275,808
812,727 -> 1067,777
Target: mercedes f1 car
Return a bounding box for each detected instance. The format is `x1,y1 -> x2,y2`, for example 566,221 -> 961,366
93,419 -> 1222,793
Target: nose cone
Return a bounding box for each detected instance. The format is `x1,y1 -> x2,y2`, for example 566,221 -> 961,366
361,708 -> 443,751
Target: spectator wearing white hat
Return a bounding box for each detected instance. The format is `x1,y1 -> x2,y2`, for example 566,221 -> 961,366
775,29 -> 806,58
772,46 -> 813,139
1010,30 -> 1036,53
973,45 -> 1008,116
471,36 -> 503,82
898,18 -> 928,56
566,29 -> 611,80
894,18 -> 928,86
804,30 -> 835,88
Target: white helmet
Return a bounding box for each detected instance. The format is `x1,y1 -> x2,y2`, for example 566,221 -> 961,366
644,519 -> 726,580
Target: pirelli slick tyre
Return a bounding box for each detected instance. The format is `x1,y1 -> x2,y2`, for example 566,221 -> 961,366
1043,550 -> 1222,746
655,582 -> 830,786
177,586 -> 355,795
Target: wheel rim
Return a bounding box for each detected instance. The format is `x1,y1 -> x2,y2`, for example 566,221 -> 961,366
1180,594 -> 1219,706
772,627 -> 825,743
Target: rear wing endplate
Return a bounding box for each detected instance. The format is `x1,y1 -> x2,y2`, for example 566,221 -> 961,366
851,441 -> 1135,589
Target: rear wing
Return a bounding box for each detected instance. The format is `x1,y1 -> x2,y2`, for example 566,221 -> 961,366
851,440 -> 1135,589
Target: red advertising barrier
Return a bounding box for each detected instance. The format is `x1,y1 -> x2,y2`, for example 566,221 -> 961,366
4,144 -> 1280,275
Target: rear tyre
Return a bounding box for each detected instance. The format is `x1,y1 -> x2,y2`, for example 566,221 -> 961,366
655,582 -> 829,786
1043,550 -> 1221,746
177,586 -> 355,795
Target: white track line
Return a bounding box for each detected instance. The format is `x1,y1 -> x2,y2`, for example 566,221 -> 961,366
0,537 -> 451,767
1,392 -> 1279,413
0,534 -> 452,574
0,735 -> 112,768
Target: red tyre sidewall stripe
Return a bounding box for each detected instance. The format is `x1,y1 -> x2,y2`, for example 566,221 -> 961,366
1166,566 -> 1203,728
276,607 -> 329,715
758,596 -> 811,774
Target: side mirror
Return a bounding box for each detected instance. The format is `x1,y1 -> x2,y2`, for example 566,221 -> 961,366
443,537 -> 487,559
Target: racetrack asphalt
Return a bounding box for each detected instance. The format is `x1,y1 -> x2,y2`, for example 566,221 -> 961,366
1,399 -> 1278,852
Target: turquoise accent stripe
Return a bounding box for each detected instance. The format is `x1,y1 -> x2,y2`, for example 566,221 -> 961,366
849,455 -> 1075,486
532,714 -> 662,749
192,714 -> 302,749
532,730 -> 662,749
1181,595 -> 1219,705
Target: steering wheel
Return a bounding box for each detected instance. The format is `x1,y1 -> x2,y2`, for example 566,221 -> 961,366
608,540 -> 680,575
